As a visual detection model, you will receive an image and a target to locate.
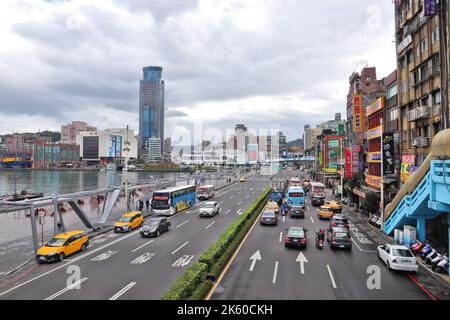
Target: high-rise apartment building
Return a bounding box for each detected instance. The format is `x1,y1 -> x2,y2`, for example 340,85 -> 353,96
61,121 -> 97,144
394,0 -> 444,172
139,66 -> 165,153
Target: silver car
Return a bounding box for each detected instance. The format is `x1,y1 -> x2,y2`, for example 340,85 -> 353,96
199,201 -> 220,217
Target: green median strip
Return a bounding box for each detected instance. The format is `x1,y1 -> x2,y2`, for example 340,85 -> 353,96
161,187 -> 271,300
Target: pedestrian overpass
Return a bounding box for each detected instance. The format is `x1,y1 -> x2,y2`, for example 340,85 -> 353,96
384,129 -> 450,275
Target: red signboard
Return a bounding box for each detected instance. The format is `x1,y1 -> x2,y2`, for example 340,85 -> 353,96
345,148 -> 352,179
353,94 -> 363,132
351,145 -> 360,174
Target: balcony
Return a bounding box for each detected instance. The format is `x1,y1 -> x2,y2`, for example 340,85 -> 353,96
412,137 -> 429,148
431,104 -> 441,117
406,106 -> 429,122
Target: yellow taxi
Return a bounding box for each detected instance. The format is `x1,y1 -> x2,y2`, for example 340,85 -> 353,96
240,176 -> 246,182
114,211 -> 144,233
317,205 -> 334,220
36,230 -> 89,263
324,200 -> 342,213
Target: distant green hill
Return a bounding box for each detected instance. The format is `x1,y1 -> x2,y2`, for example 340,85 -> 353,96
286,139 -> 303,148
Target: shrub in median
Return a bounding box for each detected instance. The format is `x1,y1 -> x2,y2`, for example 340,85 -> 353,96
161,262 -> 209,300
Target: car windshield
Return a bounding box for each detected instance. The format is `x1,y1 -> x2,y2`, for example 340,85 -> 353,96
118,216 -> 132,222
321,207 -> 330,211
202,203 -> 215,208
145,220 -> 160,226
262,212 -> 275,218
335,232 -> 349,238
289,229 -> 304,237
392,248 -> 414,257
45,237 -> 66,247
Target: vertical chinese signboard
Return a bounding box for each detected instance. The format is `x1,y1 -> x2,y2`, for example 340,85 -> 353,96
382,133 -> 395,175
351,145 -> 360,174
353,94 -> 363,132
345,148 -> 352,179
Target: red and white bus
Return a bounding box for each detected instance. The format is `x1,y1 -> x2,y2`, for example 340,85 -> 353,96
289,177 -> 302,187
197,185 -> 215,200
310,182 -> 326,199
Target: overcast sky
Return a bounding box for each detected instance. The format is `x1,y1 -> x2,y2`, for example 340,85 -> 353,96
0,0 -> 396,142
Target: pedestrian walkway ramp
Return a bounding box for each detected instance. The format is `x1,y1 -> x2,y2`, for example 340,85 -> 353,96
384,129 -> 450,240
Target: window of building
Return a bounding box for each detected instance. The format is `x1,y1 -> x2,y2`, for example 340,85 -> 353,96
389,108 -> 399,121
416,44 -> 420,58
399,56 -> 406,69
387,84 -> 397,99
432,27 -> 439,43
433,90 -> 441,105
420,95 -> 429,106
401,81 -> 408,93
407,50 -> 414,64
421,37 -> 428,52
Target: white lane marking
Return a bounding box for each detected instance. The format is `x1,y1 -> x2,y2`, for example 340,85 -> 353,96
0,228 -> 141,297
171,241 -> 189,255
282,216 -> 285,223
230,195 -> 235,199
172,255 -> 195,267
218,201 -> 224,206
91,238 -> 107,245
249,250 -> 262,272
45,277 -> 89,300
310,216 -> 314,224
131,252 -> 155,265
326,264 -> 337,289
351,239 -> 377,253
131,239 -> 154,253
225,209 -> 231,215
205,221 -> 216,229
109,282 -> 137,300
272,261 -> 279,284
246,195 -> 250,199
106,233 -> 119,238
307,206 -> 310,211
90,250 -> 117,262
237,201 -> 242,205
176,220 -> 190,229
279,232 -> 283,242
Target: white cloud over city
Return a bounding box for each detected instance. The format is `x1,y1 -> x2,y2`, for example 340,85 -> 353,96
0,0 -> 396,141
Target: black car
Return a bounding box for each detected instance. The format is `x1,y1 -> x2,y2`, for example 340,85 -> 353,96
289,205 -> 305,218
311,196 -> 325,207
140,217 -> 171,237
326,227 -> 352,250
285,226 -> 308,248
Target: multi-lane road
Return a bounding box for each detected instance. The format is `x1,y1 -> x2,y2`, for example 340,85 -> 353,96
209,171 -> 440,300
0,175 -> 271,300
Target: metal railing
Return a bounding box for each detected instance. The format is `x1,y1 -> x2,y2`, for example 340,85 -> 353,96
407,106 -> 429,122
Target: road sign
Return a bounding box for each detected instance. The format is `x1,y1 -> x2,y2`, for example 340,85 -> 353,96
249,250 -> 261,272
296,252 -> 308,274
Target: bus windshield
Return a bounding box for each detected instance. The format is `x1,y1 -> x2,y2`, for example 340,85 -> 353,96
151,192 -> 170,209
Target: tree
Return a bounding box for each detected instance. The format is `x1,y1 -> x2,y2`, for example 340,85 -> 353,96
363,191 -> 379,215
345,173 -> 365,203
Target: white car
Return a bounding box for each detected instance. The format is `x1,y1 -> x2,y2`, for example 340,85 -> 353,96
199,201 -> 220,217
377,244 -> 418,272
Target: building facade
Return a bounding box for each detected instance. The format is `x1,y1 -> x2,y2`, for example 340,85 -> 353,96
61,121 -> 96,144
139,66 -> 165,153
33,141 -> 80,169
148,137 -> 162,161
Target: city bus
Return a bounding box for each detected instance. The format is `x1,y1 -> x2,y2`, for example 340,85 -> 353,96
151,185 -> 197,216
197,185 -> 215,200
286,186 -> 305,208
310,182 -> 326,199
289,177 -> 302,187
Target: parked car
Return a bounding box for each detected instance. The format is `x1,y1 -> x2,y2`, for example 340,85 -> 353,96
289,205 -> 305,218
240,177 -> 246,182
324,200 -> 342,213
285,226 -> 308,248
199,201 -> 220,217
140,217 -> 171,237
36,230 -> 89,263
330,214 -> 350,229
326,227 -> 352,250
377,244 -> 418,272
317,205 -> 334,219
114,211 -> 144,233
260,211 -> 278,226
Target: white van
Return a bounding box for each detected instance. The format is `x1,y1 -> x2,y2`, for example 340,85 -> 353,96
197,185 -> 215,200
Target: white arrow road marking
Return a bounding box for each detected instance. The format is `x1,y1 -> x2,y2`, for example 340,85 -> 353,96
326,264 -> 337,289
237,201 -> 242,205
176,220 -> 189,229
109,282 -> 137,300
272,261 -> 279,284
237,209 -> 243,215
45,277 -> 88,300
131,239 -> 154,253
171,241 -> 189,255
225,209 -> 231,215
249,250 -> 262,272
131,252 -> 155,265
205,221 -> 216,229
279,232 -> 283,242
172,255 -> 195,267
296,252 -> 308,275
90,250 -> 117,262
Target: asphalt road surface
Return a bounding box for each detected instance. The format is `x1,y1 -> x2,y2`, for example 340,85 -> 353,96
0,176 -> 271,300
210,170 -> 436,300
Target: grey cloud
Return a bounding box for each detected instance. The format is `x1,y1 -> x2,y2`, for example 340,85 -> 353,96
166,110 -> 188,118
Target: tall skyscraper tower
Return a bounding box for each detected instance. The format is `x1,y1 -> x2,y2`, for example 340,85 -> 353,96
139,66 -> 165,152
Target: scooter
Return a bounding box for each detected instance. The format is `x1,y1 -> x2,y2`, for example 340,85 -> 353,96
420,244 -> 433,259
316,238 -> 324,250
431,254 -> 448,270
411,241 -> 424,254
424,248 -> 439,264
435,257 -> 449,274
427,251 -> 443,265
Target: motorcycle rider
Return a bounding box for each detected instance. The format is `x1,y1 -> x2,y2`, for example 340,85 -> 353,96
316,229 -> 325,244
